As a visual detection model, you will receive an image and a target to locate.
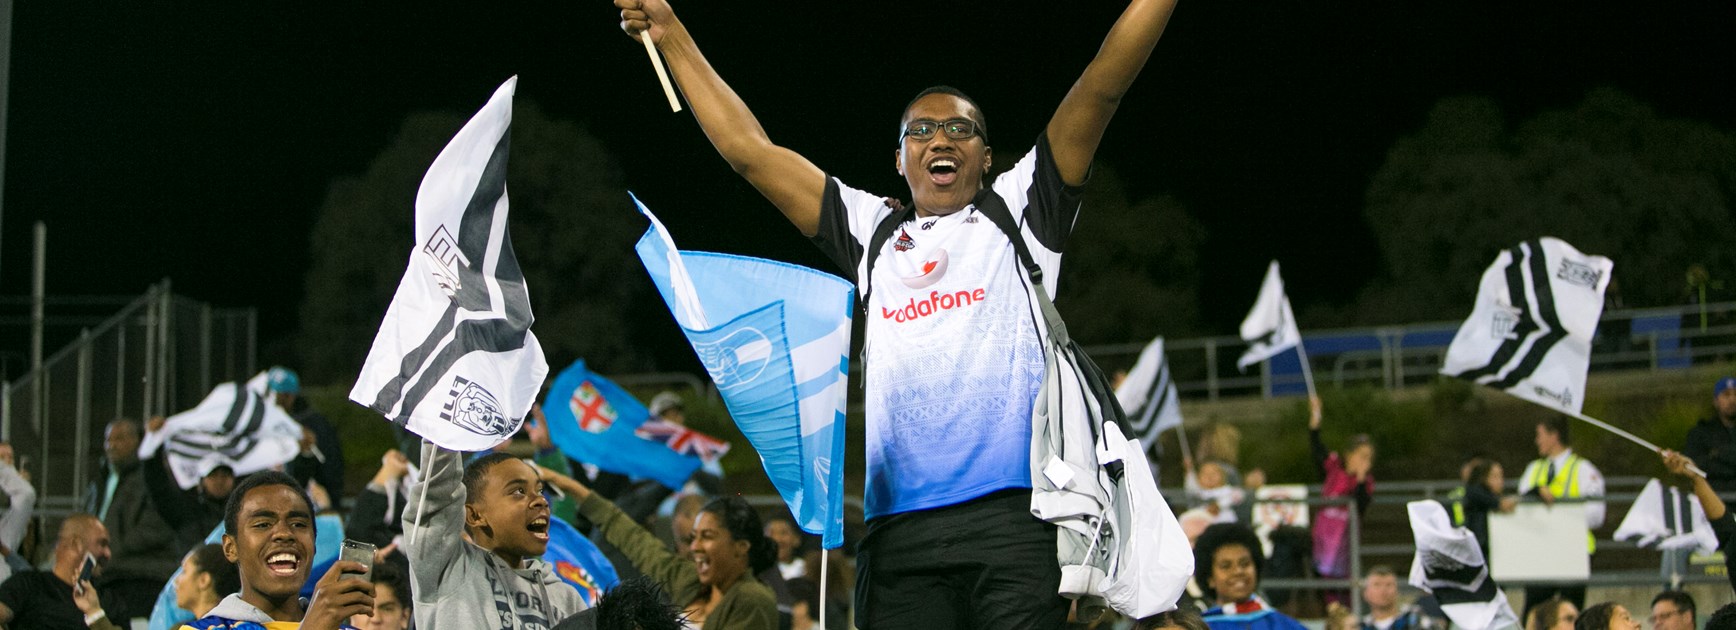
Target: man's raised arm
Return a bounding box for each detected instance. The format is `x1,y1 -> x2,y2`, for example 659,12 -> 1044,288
1046,0 -> 1180,186
616,0 -> 828,236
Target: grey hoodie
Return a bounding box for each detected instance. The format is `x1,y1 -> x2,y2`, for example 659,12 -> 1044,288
403,440 -> 587,630
189,593 -> 304,627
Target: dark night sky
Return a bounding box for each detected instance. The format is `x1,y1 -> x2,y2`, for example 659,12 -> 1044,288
4,1 -> 1734,368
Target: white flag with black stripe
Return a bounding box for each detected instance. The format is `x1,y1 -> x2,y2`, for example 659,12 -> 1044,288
1114,336 -> 1183,456
350,76 -> 548,451
1406,501 -> 1519,630
1237,261 -> 1302,370
1613,479 -> 1719,553
1440,237 -> 1612,415
138,383 -> 305,490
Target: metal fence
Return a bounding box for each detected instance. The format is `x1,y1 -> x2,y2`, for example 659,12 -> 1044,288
0,280 -> 256,509
1081,301 -> 1736,400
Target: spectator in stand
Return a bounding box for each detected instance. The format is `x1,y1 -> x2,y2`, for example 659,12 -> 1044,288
84,417 -> 181,623
1358,566 -> 1443,630
1193,423 -> 1244,487
1572,602 -> 1640,630
0,514 -> 122,629
0,442 -> 36,583
1134,607 -> 1211,630
786,577 -> 818,630
1307,396 -> 1374,604
345,449 -> 411,554
1708,603 -> 1736,630
1662,450 -> 1736,591
1448,456 -> 1517,556
1683,376 -> 1736,493
763,516 -> 807,581
1648,591 -> 1695,630
1195,523 -> 1306,630
541,465 -> 777,630
172,543 -> 239,619
142,415 -> 235,548
1516,416 -> 1603,613
1525,597 -> 1578,630
269,367 -> 346,500
349,561 -> 412,630
1182,459 -> 1244,524
552,576 -> 685,630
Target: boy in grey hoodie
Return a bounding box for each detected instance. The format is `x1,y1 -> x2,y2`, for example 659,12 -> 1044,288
185,471 -> 373,629
403,440 -> 587,630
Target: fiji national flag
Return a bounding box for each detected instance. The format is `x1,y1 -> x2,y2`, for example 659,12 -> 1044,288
633,195 -> 852,549
1237,261 -> 1303,370
1114,336 -> 1183,457
1440,237 -> 1612,414
350,76 -> 547,452
544,515 -> 621,608
137,383 -> 304,490
543,360 -> 703,490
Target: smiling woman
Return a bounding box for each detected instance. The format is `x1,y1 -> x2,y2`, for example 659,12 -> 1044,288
1194,523 -> 1307,630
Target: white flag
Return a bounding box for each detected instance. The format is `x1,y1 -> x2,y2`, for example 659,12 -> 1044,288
1613,479 -> 1719,553
139,383 -> 305,490
1406,501 -> 1519,630
1237,261 -> 1302,370
350,76 -> 547,452
1114,336 -> 1183,456
1440,237 -> 1611,414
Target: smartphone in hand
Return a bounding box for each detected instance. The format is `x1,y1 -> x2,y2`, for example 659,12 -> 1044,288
76,553 -> 96,592
338,539 -> 376,582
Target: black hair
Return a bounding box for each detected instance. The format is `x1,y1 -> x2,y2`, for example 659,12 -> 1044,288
1192,523 -> 1264,602
1707,602 -> 1736,630
1530,597 -> 1572,630
189,542 -> 241,597
1652,591 -> 1695,622
1540,415 -> 1572,446
372,561 -> 412,615
1575,602 -> 1618,630
786,577 -> 819,622
463,452 -> 526,506
1133,607 -> 1210,630
1466,458 -> 1500,489
595,576 -> 684,630
899,85 -> 989,144
700,496 -> 777,576
223,471 -> 315,538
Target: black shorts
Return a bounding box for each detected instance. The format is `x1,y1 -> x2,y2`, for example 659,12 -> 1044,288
855,489 -> 1068,630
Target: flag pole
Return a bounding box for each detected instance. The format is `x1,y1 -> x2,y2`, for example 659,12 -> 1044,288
640,32 -> 682,112
1290,297 -> 1317,400
1174,423 -> 1193,466
819,551 -> 828,630
1562,408 -> 1706,477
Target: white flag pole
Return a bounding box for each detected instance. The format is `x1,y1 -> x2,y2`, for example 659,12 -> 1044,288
640,32 -> 682,113
1505,395 -> 1707,477
819,552 -> 828,630
1288,298 -> 1318,400
1174,423 -> 1193,465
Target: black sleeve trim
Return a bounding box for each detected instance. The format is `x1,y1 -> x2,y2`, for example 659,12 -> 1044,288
808,176 -> 866,283
1023,132 -> 1088,254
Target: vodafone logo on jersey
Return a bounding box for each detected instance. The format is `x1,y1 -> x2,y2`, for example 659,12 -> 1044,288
899,248 -> 950,289
881,288 -> 988,323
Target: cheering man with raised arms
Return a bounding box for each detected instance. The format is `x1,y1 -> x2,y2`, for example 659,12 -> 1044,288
614,1 -> 1179,627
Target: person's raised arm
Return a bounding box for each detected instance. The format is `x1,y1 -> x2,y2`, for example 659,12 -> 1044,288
1665,450 -> 1725,521
1045,0 -> 1180,185
616,0 -> 828,236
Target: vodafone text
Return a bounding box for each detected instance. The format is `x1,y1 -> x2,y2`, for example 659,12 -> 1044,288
881,289 -> 988,323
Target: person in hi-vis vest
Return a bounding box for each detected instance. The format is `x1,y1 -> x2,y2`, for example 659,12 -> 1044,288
1515,416 -> 1604,615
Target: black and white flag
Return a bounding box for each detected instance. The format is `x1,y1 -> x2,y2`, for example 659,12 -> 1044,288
1613,479 -> 1719,553
1406,501 -> 1519,630
350,76 -> 547,451
1440,237 -> 1611,415
1114,336 -> 1183,456
139,383 -> 305,490
1237,261 -> 1302,370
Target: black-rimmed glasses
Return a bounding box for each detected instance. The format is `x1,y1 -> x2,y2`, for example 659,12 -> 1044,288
901,118 -> 981,142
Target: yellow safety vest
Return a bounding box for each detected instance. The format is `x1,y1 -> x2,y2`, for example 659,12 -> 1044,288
1529,454 -> 1596,553
1447,487 -> 1467,527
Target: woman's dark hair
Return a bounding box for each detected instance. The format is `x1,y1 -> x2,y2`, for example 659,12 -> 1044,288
1528,597 -> 1572,630
1575,602 -> 1618,630
223,471 -> 315,538
701,496 -> 777,576
1192,523 -> 1264,601
786,577 -> 819,622
188,542 -> 240,597
1466,458 -> 1499,490
1133,606 -> 1210,630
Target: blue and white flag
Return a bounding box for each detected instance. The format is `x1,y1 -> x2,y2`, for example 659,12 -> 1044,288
543,360 -> 703,490
544,515 -> 620,608
350,76 -> 548,452
633,195 -> 852,549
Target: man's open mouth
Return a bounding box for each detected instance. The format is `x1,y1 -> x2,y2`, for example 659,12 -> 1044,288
266,552 -> 301,576
927,158 -> 959,186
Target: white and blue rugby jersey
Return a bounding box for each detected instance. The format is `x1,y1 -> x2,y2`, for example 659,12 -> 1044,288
810,134 -> 1083,519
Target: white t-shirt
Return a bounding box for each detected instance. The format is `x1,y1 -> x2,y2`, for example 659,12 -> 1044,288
810,135 -> 1082,519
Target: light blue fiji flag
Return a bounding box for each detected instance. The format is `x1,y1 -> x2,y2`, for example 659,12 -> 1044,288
632,195 -> 852,549
542,359 -> 703,489
544,515 -> 620,607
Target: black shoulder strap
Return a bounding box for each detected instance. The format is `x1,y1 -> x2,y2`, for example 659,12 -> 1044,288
862,204 -> 914,305
970,188 -> 1044,287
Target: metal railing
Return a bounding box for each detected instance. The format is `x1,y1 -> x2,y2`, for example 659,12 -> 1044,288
0,280 -> 256,507
1081,301 -> 1736,400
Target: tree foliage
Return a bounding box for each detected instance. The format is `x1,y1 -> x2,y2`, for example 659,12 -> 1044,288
1361,88 -> 1736,322
1056,164 -> 1207,344
297,102 -> 647,383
